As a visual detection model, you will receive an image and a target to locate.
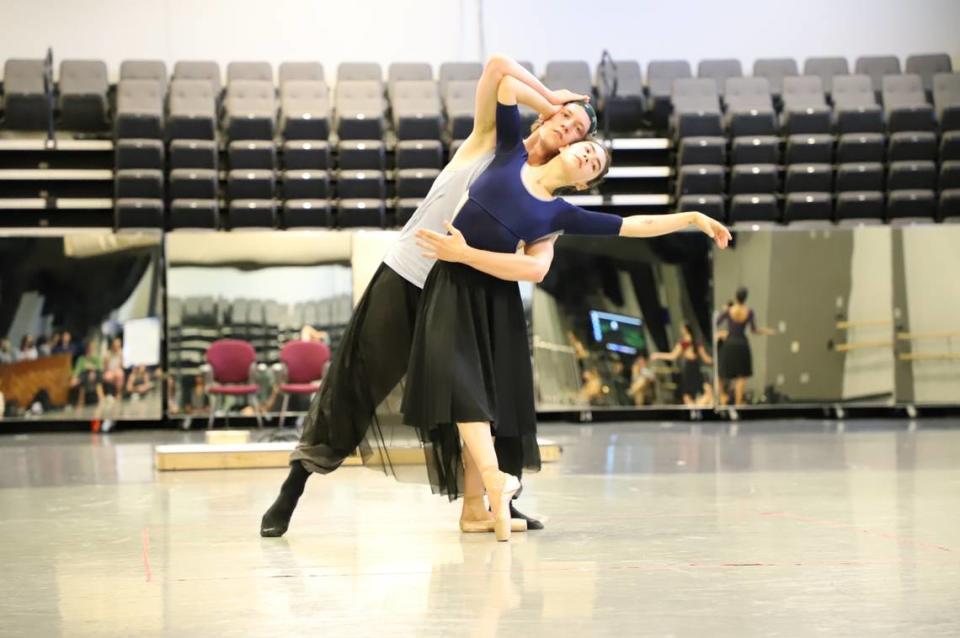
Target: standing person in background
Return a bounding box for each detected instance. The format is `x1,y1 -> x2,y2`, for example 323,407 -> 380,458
716,288 -> 777,406
651,323 -> 713,406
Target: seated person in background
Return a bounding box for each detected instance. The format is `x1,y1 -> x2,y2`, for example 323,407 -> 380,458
299,325 -> 331,345
125,365 -> 154,398
36,335 -> 51,357
52,331 -> 72,355
102,337 -> 125,397
0,338 -> 13,364
628,350 -> 656,406
17,335 -> 38,361
576,366 -> 606,406
607,355 -> 632,405
70,341 -> 105,409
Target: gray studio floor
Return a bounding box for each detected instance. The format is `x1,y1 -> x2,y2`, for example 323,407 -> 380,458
1,419 -> 959,637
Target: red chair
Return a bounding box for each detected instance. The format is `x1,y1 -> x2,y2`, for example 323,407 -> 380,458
203,339 -> 263,429
274,340 -> 330,427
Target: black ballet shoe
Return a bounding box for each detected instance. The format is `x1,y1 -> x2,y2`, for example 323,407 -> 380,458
509,503 -> 544,531
260,503 -> 293,538
260,462 -> 310,537
260,498 -> 296,537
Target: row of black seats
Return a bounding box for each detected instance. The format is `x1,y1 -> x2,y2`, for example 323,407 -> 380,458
1,59 -> 494,142
680,161 -> 958,194
679,189 -> 959,225
677,131 -> 958,166
669,72 -> 959,139
3,54 -> 954,135
115,197 -> 417,230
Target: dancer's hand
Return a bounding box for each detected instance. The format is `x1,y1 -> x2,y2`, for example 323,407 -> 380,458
692,213 -> 732,249
416,221 -> 468,263
550,89 -> 590,104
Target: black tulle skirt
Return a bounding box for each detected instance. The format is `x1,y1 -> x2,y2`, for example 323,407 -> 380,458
401,261 -> 540,500
719,335 -> 753,379
291,263 -> 421,474
679,357 -> 705,397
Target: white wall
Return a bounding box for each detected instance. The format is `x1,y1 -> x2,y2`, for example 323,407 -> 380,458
2,0 -> 957,80
841,227 -> 895,401
900,226 -> 960,403
167,264 -> 352,303
350,230 -> 398,305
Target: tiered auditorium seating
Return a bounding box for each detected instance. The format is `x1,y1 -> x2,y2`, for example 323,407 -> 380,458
665,53 -> 957,224
2,52 -> 956,231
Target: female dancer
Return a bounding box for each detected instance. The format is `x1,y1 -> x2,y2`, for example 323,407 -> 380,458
651,323 -> 713,406
716,287 -> 776,406
409,76 -> 731,540
260,55 -> 594,538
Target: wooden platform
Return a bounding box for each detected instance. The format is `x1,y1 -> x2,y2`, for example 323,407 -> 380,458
155,438 -> 563,471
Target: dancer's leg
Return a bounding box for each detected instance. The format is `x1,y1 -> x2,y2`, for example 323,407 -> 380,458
260,461 -> 310,537
261,266 -> 418,537
460,444 -> 494,527
494,436 -> 543,530
458,421 -> 520,541
734,377 -> 746,406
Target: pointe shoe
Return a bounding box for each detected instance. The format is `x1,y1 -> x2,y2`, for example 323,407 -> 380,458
459,517 -> 528,534
481,470 -> 522,542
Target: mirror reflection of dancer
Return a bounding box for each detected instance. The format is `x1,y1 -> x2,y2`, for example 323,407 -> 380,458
651,323 -> 713,406
716,287 -> 776,406
412,77 -> 731,540
628,351 -> 656,406
261,55 -> 595,538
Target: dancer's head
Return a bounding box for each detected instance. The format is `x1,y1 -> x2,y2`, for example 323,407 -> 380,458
681,323 -> 694,341
547,138 -> 612,194
736,287 -> 749,303
531,100 -> 597,153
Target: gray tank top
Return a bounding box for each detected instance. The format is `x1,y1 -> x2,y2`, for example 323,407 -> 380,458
383,151 -> 495,288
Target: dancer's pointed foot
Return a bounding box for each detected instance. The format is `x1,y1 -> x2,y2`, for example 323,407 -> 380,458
481,470 -> 521,542
459,514 -> 528,533
260,461 -> 309,537
260,498 -> 294,537
509,502 -> 544,531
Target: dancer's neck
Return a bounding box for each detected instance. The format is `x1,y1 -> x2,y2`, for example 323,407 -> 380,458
524,160 -> 567,196
523,134 -> 551,167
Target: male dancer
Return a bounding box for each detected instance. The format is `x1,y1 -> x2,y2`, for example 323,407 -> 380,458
260,55 -> 598,537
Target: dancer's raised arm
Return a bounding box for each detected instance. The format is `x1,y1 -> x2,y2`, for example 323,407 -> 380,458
471,54 -> 588,137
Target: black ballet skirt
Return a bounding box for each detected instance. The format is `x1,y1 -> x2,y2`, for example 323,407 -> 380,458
719,335 -> 753,379
679,357 -> 705,397
401,261 -> 541,500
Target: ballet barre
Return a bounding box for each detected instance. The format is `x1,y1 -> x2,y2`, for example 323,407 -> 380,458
835,319 -> 893,330
896,330 -> 960,341
831,339 -> 894,352
531,337 -> 577,354
898,352 -> 960,362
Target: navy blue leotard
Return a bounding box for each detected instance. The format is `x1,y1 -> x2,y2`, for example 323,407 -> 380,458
451,102 -> 623,251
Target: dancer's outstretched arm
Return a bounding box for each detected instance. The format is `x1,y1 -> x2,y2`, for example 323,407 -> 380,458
621,212 -> 732,249
416,222 -> 555,283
